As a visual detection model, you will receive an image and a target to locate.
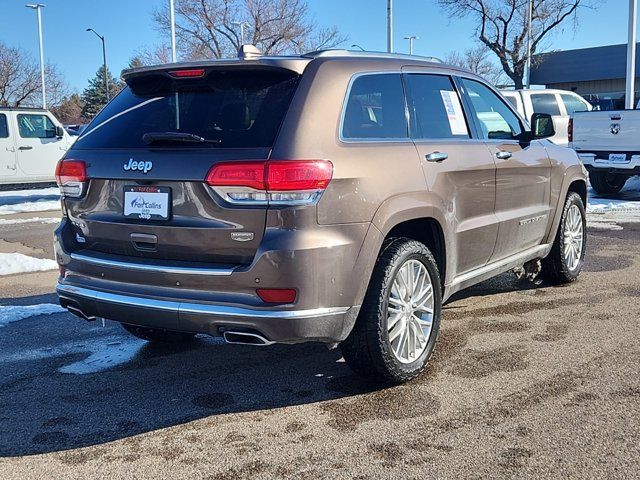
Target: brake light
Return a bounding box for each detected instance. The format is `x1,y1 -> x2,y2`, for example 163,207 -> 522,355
55,159 -> 88,198
168,68 -> 205,78
568,117 -> 573,144
205,160 -> 333,205
256,288 -> 297,303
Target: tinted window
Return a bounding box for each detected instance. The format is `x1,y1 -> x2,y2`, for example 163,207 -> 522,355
461,79 -> 523,140
342,73 -> 408,139
561,94 -> 588,115
531,94 -> 561,116
406,74 -> 469,139
503,95 -> 518,109
0,114 -> 8,138
74,69 -> 299,149
17,114 -> 56,138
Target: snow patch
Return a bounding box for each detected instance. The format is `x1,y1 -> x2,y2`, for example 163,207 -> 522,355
0,200 -> 61,215
0,253 -> 58,276
0,187 -> 60,198
0,217 -> 60,226
0,303 -> 66,327
587,176 -> 640,213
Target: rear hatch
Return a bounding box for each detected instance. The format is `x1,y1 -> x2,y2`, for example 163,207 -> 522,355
63,65 -> 300,265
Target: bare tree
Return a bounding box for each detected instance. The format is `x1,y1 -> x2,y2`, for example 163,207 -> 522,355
437,0 -> 594,89
150,0 -> 346,61
0,41 -> 68,108
444,45 -> 507,86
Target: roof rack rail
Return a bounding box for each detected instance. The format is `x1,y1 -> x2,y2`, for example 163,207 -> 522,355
303,49 -> 442,63
0,106 -> 49,112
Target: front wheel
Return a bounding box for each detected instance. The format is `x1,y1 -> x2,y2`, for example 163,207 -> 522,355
341,238 -> 442,384
541,192 -> 586,283
589,171 -> 627,195
121,323 -> 196,343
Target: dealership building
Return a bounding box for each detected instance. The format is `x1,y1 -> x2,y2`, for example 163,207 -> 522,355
531,42 -> 640,110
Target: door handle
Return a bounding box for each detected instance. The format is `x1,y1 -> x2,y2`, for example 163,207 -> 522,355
496,150 -> 512,160
18,146 -> 33,151
425,152 -> 448,162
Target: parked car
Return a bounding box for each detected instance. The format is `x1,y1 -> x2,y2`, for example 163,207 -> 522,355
501,89 -> 592,146
55,48 -> 587,383
570,106 -> 640,194
0,107 -> 75,187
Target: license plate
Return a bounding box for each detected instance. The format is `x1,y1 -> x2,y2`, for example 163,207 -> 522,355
123,186 -> 170,220
609,153 -> 627,163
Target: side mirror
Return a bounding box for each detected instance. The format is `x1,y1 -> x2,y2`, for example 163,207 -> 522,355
55,125 -> 65,138
531,113 -> 555,139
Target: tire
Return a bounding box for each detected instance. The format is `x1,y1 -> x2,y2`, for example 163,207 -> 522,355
341,237 -> 442,384
121,323 -> 196,343
589,171 -> 627,195
541,192 -> 586,284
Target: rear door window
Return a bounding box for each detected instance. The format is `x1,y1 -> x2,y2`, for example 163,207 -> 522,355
530,94 -> 562,116
17,114 -> 56,138
405,74 -> 470,139
560,94 -> 589,115
0,114 -> 8,138
460,78 -> 523,140
74,69 -> 300,149
342,73 -> 408,140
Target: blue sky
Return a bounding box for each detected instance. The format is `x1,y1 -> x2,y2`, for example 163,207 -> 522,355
0,0 -> 636,93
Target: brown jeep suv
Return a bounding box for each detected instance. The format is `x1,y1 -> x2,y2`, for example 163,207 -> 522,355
55,48 -> 587,383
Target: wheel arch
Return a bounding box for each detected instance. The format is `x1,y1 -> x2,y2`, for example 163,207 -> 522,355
544,168 -> 588,245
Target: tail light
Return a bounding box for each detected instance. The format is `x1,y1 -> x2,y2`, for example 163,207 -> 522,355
568,117 -> 573,144
256,288 -> 297,304
55,159 -> 88,198
206,160 -> 333,205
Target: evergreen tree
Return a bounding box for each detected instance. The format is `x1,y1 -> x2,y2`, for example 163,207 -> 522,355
80,66 -> 122,119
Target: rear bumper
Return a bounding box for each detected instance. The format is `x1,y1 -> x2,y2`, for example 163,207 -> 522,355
578,153 -> 640,174
57,283 -> 358,344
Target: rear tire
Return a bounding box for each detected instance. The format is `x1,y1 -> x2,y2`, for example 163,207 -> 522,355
341,238 -> 442,384
589,171 -> 627,195
121,323 -> 196,343
541,192 -> 586,284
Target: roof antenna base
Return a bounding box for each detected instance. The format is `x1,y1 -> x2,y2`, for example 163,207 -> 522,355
238,45 -> 262,60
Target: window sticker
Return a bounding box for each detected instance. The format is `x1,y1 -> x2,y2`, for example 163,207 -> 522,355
440,90 -> 468,136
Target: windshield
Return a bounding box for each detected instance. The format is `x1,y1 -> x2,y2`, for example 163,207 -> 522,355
74,68 -> 300,149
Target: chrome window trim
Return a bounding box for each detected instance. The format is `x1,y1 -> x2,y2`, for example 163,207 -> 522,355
57,283 -> 351,319
70,252 -> 236,276
338,71 -> 412,144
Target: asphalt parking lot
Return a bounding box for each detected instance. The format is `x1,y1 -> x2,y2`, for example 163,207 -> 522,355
1,205 -> 639,479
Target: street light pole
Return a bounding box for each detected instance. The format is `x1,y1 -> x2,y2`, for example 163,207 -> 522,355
86,28 -> 109,103
404,35 -> 418,55
25,4 -> 46,109
387,0 -> 393,53
525,0 -> 533,89
169,0 -> 177,62
232,21 -> 251,45
626,0 -> 638,109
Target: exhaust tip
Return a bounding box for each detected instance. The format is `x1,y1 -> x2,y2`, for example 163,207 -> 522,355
223,330 -> 274,346
65,304 -> 97,322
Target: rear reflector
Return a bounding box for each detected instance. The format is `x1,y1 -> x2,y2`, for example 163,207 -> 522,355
205,160 -> 333,205
55,159 -> 88,198
256,288 -> 297,304
168,68 -> 205,78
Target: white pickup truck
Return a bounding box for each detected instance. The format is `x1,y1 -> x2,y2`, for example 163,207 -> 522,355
0,107 -> 75,188
570,102 -> 640,195
501,88 -> 592,146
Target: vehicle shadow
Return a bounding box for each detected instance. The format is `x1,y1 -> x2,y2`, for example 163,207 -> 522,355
445,272 -> 547,304
0,307 -> 380,457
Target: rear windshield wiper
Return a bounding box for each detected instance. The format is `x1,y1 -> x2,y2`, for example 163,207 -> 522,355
142,132 -> 221,145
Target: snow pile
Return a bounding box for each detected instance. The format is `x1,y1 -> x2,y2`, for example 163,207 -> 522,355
587,176 -> 640,213
0,217 -> 59,226
0,303 -> 66,327
0,200 -> 61,216
0,187 -> 60,199
0,187 -> 61,216
0,253 -> 58,276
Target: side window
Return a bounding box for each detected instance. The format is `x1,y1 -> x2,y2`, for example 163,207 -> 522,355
342,73 -> 408,140
0,114 -> 8,138
561,94 -> 588,115
460,78 -> 523,140
17,114 -> 56,139
503,95 -> 518,109
530,94 -> 561,116
406,74 -> 469,139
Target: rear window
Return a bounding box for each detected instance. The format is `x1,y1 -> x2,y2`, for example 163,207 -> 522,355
561,94 -> 588,115
74,68 -> 300,149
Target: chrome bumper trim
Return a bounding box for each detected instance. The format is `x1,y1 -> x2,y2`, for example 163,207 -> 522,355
69,252 -> 236,276
56,284 -> 351,320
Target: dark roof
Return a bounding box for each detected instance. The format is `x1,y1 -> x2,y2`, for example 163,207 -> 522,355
531,43 -> 640,84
